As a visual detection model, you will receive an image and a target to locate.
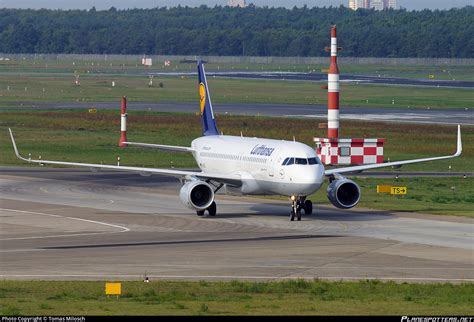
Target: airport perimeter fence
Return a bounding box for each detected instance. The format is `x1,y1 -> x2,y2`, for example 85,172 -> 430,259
1,53 -> 473,66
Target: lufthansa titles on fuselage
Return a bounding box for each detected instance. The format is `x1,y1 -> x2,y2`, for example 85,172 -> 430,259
250,144 -> 275,157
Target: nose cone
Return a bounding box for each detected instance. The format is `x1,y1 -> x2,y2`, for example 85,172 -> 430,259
297,164 -> 325,184
288,164 -> 325,195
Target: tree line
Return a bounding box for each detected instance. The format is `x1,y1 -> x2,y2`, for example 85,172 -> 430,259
0,5 -> 472,58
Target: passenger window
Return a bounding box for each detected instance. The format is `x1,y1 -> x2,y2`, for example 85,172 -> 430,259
282,158 -> 289,165
295,158 -> 308,165
286,158 -> 295,165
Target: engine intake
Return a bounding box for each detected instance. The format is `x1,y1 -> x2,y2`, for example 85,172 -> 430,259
179,181 -> 214,210
327,178 -> 361,209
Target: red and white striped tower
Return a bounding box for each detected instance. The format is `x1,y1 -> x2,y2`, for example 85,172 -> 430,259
315,26 -> 385,165
118,96 -> 128,147
327,26 -> 340,139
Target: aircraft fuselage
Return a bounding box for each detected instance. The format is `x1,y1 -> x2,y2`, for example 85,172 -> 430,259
192,135 -> 325,196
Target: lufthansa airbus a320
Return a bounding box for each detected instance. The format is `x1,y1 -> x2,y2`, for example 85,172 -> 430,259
9,61 -> 462,221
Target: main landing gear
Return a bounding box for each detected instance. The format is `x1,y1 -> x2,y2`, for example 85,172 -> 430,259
196,182 -> 223,217
196,201 -> 217,217
289,196 -> 313,221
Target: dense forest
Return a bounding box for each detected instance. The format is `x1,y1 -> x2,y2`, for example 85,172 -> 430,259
0,5 -> 472,58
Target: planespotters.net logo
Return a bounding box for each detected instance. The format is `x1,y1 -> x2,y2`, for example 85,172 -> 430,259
401,317 -> 473,322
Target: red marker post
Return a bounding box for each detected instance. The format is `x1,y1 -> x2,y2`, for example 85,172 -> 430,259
118,96 -> 128,147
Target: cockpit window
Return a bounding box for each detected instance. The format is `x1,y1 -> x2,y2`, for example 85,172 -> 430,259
308,157 -> 319,165
295,158 -> 308,165
282,157 -> 320,166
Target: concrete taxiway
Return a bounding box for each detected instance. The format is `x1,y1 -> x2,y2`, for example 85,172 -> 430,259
210,71 -> 474,89
1,168 -> 472,282
149,71 -> 474,89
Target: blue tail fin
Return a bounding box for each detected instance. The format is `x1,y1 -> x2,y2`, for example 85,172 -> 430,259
197,61 -> 220,136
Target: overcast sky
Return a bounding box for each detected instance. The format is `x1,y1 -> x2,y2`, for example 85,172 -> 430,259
0,0 -> 472,10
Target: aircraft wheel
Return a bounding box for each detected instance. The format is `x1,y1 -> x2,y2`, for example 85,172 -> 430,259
208,201 -> 217,216
304,200 -> 313,215
196,210 -> 205,216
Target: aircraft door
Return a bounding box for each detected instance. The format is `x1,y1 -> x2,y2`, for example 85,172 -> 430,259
268,157 -> 275,177
277,154 -> 285,181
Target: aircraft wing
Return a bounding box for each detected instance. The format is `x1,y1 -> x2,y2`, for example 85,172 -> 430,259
124,141 -> 195,153
325,125 -> 462,176
9,129 -> 241,186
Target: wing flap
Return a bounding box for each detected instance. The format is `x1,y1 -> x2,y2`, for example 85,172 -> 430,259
124,141 -> 194,153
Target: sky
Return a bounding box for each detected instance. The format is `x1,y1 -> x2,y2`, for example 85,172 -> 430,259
0,0 -> 472,10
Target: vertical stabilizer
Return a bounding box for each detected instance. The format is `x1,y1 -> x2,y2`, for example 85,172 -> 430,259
197,61 -> 219,136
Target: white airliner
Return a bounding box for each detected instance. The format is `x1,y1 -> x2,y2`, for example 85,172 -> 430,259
9,61 -> 462,221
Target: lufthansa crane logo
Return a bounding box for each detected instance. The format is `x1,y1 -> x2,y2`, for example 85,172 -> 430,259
199,82 -> 206,114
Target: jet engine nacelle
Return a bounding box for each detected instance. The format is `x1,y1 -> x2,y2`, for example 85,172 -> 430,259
327,178 -> 361,209
179,180 -> 214,211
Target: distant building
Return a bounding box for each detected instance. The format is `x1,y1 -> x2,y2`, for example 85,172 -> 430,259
349,0 -> 374,10
387,0 -> 397,9
349,0 -> 362,10
349,0 -> 356,10
350,0 -> 397,10
228,0 -> 246,8
372,0 -> 385,10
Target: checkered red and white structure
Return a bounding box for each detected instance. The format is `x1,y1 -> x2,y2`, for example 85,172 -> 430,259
314,26 -> 384,165
314,138 -> 385,165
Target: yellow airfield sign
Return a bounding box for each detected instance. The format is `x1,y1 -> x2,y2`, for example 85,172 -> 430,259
390,186 -> 407,195
105,282 -> 122,296
377,185 -> 407,195
376,185 -> 392,193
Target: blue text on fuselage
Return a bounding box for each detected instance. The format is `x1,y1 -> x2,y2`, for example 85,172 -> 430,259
250,144 -> 275,156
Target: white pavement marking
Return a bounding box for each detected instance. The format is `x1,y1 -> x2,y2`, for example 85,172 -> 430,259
0,274 -> 472,282
0,208 -> 130,240
284,114 -> 470,125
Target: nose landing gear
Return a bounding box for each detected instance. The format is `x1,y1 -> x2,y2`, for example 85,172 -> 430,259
289,196 -> 313,221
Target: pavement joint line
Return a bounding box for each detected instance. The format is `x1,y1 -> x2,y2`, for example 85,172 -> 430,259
0,249 -> 47,253
0,274 -> 472,282
0,207 -> 131,240
32,263 -> 468,271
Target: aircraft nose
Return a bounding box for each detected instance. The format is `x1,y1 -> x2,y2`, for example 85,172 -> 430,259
305,165 -> 324,182
293,165 -> 325,185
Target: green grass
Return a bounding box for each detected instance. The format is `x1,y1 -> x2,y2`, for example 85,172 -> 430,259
1,109 -> 472,217
0,280 -> 472,315
308,177 -> 474,217
0,59 -> 472,109
1,109 -> 471,170
2,59 -> 474,80
0,74 -> 470,109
